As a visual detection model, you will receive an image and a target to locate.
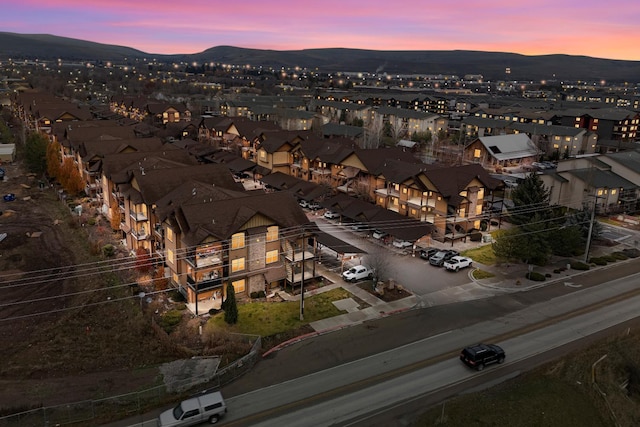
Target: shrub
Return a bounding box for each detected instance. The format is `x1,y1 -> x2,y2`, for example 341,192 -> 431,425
570,261 -> 590,270
468,229 -> 483,242
590,257 -> 608,266
602,254 -> 618,263
87,217 -> 97,226
159,309 -> 183,334
102,244 -> 115,257
611,251 -> 629,260
622,248 -> 640,258
545,273 -> 552,278
175,303 -> 187,311
553,269 -> 561,274
169,290 -> 186,302
525,271 -> 546,281
250,291 -> 266,299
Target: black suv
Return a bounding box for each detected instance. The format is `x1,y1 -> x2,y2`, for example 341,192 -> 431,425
419,248 -> 438,260
460,343 -> 505,371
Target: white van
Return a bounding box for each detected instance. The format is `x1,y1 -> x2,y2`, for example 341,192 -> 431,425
157,391 -> 227,426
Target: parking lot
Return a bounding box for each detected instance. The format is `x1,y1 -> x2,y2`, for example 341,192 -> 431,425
312,215 -> 477,297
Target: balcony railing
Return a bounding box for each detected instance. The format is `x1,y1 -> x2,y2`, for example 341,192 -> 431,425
406,196 -> 436,209
130,211 -> 148,222
131,228 -> 149,240
186,253 -> 223,269
187,275 -> 223,292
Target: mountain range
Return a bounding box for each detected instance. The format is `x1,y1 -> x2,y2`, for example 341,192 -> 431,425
2,31 -> 640,82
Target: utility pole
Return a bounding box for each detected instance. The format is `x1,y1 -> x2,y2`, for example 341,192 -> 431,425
583,196 -> 598,263
299,231 -> 306,321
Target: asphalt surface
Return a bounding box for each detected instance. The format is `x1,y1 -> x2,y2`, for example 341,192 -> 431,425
221,258 -> 640,400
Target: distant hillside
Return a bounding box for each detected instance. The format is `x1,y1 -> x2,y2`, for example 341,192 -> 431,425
2,32 -> 640,82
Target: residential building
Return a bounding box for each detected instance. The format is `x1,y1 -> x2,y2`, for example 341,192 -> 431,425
156,186 -> 314,314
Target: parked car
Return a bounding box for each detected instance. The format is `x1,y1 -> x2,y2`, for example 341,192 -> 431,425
350,223 -> 370,232
324,210 -> 340,219
308,201 -> 321,210
460,343 -> 505,371
419,248 -> 439,261
503,179 -> 518,188
392,239 -> 413,249
157,391 -> 227,426
372,229 -> 388,240
429,250 -> 459,266
443,256 -> 473,271
298,199 -> 309,208
342,265 -> 373,282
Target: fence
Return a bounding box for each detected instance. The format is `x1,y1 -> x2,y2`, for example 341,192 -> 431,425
0,334 -> 261,426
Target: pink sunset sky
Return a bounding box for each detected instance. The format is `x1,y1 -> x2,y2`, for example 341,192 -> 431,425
3,0 -> 639,60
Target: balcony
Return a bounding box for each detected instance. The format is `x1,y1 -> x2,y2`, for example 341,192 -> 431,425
186,252 -> 223,269
374,187 -> 400,198
130,211 -> 148,222
131,227 -> 149,241
406,196 -> 436,209
153,223 -> 164,238
187,275 -> 223,292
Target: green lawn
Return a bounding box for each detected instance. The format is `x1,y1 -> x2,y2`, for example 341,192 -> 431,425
461,244 -> 496,265
206,287 -> 352,336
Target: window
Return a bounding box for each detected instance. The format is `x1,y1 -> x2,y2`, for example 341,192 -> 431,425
167,249 -> 175,265
231,233 -> 245,249
231,258 -> 245,272
473,148 -> 481,158
611,189 -> 617,195
232,279 -> 246,293
266,250 -> 279,264
183,409 -> 200,419
259,150 -> 267,161
166,227 -> 174,242
266,226 -> 278,242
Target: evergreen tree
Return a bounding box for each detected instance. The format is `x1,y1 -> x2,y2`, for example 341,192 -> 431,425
508,174 -> 552,225
494,173 -> 566,265
567,206 -> 602,242
224,282 -> 239,325
25,132 -> 48,175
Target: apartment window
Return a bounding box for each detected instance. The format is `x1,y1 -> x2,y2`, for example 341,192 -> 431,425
611,189 -> 617,195
231,279 -> 246,293
231,233 -> 245,249
266,250 -> 279,264
259,150 -> 267,161
473,149 -> 481,158
167,249 -> 175,265
266,226 -> 279,242
402,188 -> 407,194
166,227 -> 174,242
553,143 -> 560,149
231,258 -> 245,272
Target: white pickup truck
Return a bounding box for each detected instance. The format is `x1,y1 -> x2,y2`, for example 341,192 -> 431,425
157,391 -> 227,426
443,256 -> 473,272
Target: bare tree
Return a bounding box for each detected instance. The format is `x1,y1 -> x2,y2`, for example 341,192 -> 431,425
365,246 -> 394,286
362,119 -> 384,149
389,116 -> 407,142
